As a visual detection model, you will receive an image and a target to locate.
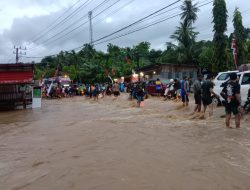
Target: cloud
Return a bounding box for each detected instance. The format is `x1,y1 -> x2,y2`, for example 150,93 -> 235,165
0,0 -> 249,63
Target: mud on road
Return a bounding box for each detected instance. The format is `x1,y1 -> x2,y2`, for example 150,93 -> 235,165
0,95 -> 250,190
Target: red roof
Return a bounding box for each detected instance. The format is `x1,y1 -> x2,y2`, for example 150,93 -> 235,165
0,64 -> 34,84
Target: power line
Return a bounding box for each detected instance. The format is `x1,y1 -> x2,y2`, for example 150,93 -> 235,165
31,0 -> 112,45
29,0 -> 89,44
28,0 -> 184,54
93,0 -> 135,25
27,0 -> 132,55
26,1 -> 182,59
27,0 -> 212,60
92,0 -> 182,44
93,1 -> 213,45
27,0 -> 121,52
94,14 -> 180,46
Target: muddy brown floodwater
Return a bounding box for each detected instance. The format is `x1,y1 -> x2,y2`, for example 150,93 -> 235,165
0,94 -> 250,190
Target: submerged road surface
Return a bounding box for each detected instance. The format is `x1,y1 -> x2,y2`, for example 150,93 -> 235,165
0,95 -> 250,190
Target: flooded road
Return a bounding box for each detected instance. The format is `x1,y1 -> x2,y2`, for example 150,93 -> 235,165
0,95 -> 250,190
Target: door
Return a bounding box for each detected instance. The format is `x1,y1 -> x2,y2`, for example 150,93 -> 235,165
240,72 -> 250,103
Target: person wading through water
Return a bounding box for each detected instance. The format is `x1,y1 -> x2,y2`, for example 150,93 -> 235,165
220,73 -> 241,128
113,82 -> 120,98
193,74 -> 203,113
155,78 -> 162,96
181,76 -> 189,107
136,84 -> 145,107
201,74 -> 219,117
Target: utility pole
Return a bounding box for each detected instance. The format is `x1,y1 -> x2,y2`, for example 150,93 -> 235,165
13,45 -> 26,64
135,52 -> 140,81
88,11 -> 93,46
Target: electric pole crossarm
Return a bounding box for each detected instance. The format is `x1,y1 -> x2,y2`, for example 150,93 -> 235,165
13,46 -> 26,64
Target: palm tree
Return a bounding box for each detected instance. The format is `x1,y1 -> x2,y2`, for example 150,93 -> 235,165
171,23 -> 198,64
181,0 -> 199,27
170,0 -> 199,64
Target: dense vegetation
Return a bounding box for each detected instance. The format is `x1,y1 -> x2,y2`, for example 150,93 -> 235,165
34,0 -> 250,83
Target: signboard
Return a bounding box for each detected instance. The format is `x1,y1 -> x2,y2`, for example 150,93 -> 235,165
32,86 -> 42,108
33,88 -> 41,98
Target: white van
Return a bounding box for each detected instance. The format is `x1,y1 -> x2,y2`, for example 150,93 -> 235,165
213,71 -> 250,106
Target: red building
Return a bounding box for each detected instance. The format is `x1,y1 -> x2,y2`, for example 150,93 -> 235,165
0,64 -> 34,110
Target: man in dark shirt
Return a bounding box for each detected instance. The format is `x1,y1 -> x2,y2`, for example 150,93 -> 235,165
136,84 -> 145,107
201,74 -> 219,116
193,74 -> 203,113
221,73 -> 241,128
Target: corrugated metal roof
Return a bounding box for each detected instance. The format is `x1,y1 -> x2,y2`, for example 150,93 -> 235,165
0,64 -> 34,84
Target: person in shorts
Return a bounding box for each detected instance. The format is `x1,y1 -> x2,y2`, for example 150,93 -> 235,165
113,82 -> 120,97
136,84 -> 145,107
193,74 -> 203,112
201,74 -> 219,116
221,73 -> 241,128
155,78 -> 162,95
181,76 -> 189,106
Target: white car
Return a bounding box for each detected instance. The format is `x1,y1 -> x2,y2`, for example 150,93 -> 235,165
213,70 -> 239,87
213,70 -> 250,106
238,70 -> 250,104
213,71 -> 239,105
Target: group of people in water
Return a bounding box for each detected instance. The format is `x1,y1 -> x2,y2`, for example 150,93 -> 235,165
152,73 -> 245,129
182,73 -> 242,129
42,73 -> 249,129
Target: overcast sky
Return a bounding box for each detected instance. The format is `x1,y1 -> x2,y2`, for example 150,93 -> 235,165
0,0 -> 249,63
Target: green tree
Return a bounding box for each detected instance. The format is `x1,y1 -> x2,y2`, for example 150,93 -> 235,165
233,8 -> 248,66
148,49 -> 162,64
181,0 -> 199,27
212,0 -> 228,71
171,0 -> 199,64
198,46 -> 214,70
171,23 -> 198,64
160,43 -> 178,63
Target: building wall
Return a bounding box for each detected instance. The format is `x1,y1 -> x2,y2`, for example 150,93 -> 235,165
143,64 -> 197,82
151,65 -> 197,80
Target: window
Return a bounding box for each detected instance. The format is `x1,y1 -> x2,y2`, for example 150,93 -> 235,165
168,72 -> 172,79
241,73 -> 250,85
217,73 -> 230,80
189,72 -> 194,78
160,72 -> 168,78
146,80 -> 154,85
175,72 -> 179,79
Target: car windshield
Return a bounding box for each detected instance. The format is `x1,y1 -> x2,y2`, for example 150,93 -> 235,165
241,73 -> 250,85
217,73 -> 230,80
